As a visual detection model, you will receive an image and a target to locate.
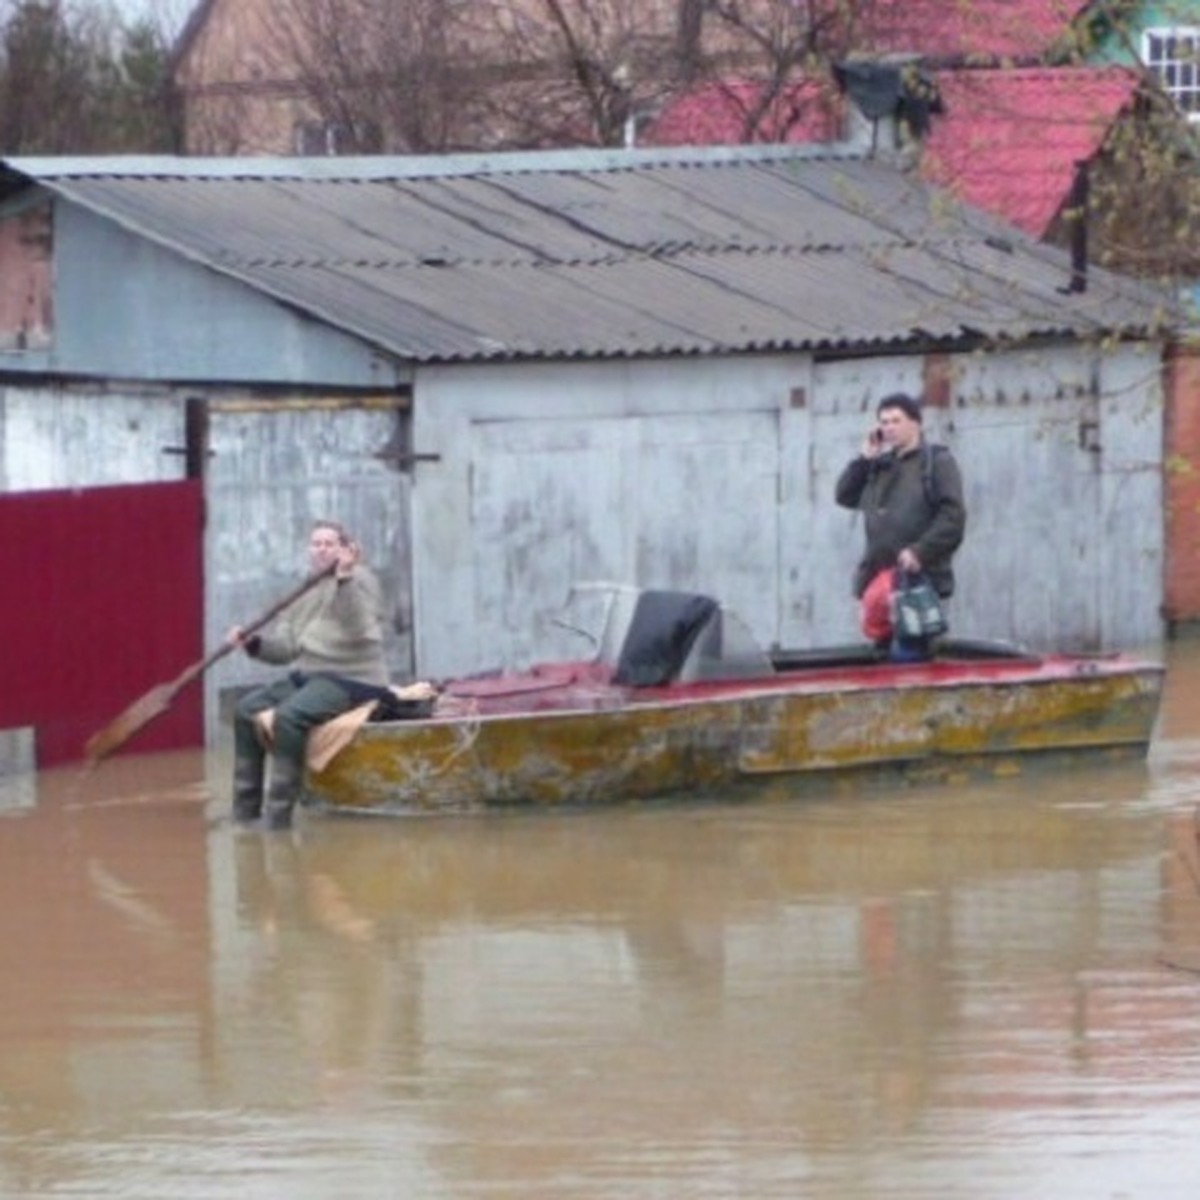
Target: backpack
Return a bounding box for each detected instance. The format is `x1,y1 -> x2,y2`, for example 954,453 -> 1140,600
920,442 -> 947,509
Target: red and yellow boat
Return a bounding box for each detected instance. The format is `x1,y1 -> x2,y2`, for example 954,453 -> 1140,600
306,584 -> 1164,815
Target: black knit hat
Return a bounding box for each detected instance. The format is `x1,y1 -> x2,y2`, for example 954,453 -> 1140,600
876,392 -> 922,423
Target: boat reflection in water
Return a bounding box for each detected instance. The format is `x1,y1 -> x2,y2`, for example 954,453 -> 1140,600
221,759 -> 1200,1196
306,583 -> 1165,815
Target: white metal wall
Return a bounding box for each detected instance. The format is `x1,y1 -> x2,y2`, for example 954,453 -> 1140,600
469,408 -> 782,669
1,333 -> 1165,756
413,342 -> 1165,679
0,382 -> 186,491
46,205 -> 407,389
202,395 -> 414,738
413,355 -> 813,676
816,342 -> 1163,652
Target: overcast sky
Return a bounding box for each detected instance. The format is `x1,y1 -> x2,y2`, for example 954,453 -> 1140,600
108,0 -> 189,32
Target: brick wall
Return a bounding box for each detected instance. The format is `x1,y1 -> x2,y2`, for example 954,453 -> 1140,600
1163,341 -> 1200,627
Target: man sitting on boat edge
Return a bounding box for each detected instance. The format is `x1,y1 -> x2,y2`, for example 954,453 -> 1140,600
226,519 -> 392,831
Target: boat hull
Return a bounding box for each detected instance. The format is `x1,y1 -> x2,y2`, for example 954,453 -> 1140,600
306,660 -> 1164,815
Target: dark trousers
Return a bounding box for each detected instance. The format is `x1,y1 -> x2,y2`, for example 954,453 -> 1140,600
233,673 -> 353,822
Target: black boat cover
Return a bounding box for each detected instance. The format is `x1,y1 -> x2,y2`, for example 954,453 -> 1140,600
612,590 -> 719,687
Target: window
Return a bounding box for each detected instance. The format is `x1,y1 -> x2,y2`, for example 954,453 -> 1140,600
292,120 -> 383,156
1144,27 -> 1200,120
293,120 -> 354,156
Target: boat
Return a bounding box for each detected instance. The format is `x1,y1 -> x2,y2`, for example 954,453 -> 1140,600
305,583 -> 1165,815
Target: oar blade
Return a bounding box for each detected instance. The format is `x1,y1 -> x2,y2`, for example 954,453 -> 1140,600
83,565 -> 334,771
84,683 -> 176,766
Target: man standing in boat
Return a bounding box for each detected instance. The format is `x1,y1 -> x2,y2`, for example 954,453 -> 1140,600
834,393 -> 966,658
227,520 -> 389,830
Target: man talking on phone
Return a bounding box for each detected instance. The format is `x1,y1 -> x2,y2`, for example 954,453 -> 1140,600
834,392 -> 966,656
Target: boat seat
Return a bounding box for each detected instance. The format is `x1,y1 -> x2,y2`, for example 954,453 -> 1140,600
612,590 -> 720,686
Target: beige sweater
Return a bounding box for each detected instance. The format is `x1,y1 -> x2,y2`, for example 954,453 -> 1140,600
251,567 -> 388,686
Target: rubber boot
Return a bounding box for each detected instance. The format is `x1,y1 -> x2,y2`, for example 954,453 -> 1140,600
232,753 -> 265,824
263,755 -> 303,831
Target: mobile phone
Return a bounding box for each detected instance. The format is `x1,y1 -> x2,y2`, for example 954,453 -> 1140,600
869,427 -> 883,445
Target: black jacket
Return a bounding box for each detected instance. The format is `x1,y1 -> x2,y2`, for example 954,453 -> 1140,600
835,442 -> 966,598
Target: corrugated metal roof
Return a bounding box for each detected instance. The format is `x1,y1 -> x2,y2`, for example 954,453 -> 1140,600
0,145 -> 1174,364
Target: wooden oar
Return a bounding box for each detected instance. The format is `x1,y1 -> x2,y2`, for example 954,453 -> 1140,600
84,563 -> 336,766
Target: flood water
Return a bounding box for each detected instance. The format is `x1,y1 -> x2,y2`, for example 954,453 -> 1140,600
5,645 -> 1200,1198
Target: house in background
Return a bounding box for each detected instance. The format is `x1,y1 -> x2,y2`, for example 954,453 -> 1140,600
165,1 -> 1115,157
1089,1 -> 1200,118
643,1 -> 1200,633
0,144 -> 1175,765
640,4 -> 1191,253
171,0 -> 336,155
165,0 -> 1200,293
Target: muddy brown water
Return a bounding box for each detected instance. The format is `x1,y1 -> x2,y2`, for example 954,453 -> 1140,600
4,644 -> 1200,1198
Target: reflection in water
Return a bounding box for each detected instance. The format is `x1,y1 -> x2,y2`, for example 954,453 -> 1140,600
2,645 -> 1200,1196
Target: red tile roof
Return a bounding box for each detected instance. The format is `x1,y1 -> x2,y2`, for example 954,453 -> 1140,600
863,0 -> 1092,60
642,80 -> 843,147
919,66 -> 1141,236
641,7 -> 1139,239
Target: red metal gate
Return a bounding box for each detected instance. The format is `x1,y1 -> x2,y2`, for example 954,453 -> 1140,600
1,481 -> 204,766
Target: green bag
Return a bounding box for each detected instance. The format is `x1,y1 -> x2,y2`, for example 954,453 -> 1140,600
892,570 -> 948,640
